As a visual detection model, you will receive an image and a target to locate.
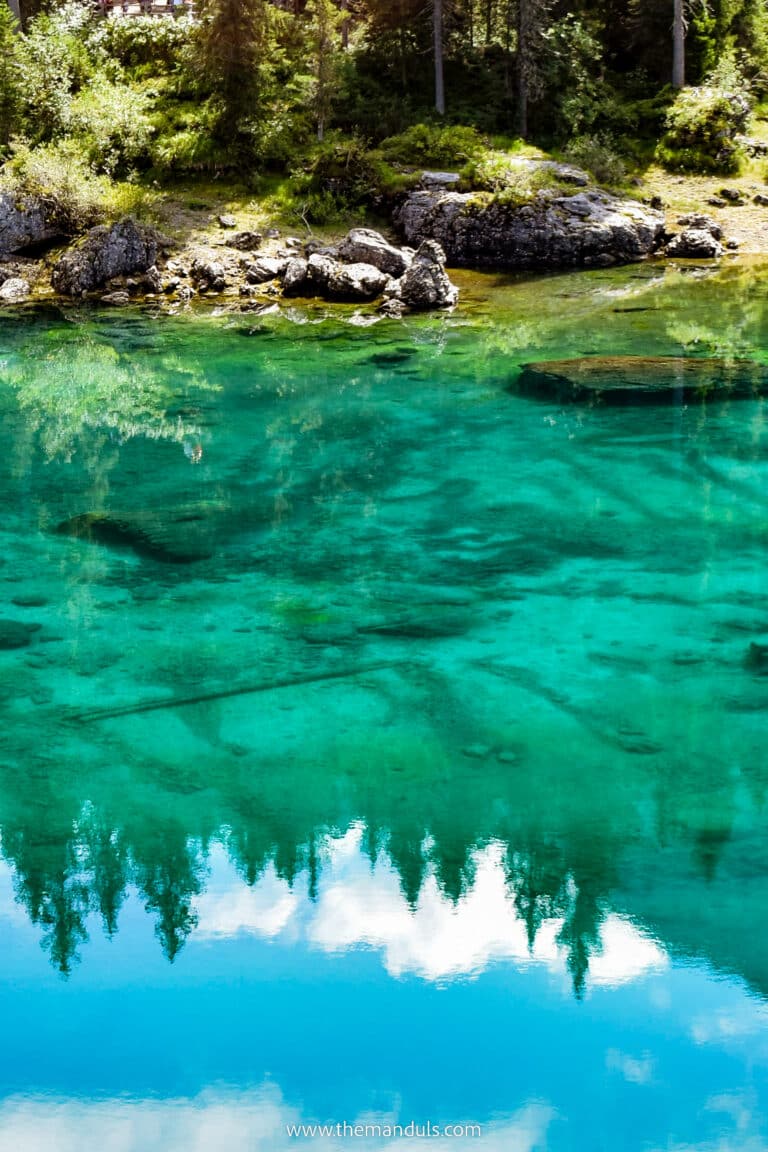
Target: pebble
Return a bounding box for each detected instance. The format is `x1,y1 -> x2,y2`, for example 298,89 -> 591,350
461,743 -> 491,759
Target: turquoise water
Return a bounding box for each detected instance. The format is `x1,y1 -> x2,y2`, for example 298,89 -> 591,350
0,260 -> 767,1150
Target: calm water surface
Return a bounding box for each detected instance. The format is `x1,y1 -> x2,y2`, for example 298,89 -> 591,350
0,260 -> 767,1150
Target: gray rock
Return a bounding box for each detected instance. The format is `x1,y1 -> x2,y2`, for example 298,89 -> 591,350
676,213 -> 723,240
394,187 -> 664,269
754,193 -> 768,206
176,284 -> 194,301
217,214 -> 237,229
280,257 -> 310,295
225,230 -> 262,251
0,277 -> 30,302
307,253 -> 390,301
706,197 -> 727,208
246,256 -> 287,284
264,227 -> 280,239
51,218 -> 159,296
190,256 -> 227,291
337,228 -> 413,277
0,191 -> 61,255
719,187 -> 743,203
396,240 -> 458,309
99,290 -> 131,306
665,228 -> 724,259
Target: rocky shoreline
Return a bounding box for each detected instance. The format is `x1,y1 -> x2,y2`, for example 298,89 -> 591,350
0,177 -> 750,313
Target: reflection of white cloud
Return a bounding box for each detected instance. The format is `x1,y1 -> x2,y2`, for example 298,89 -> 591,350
195,861 -> 299,940
0,1089 -> 553,1152
606,1049 -> 654,1085
691,1005 -> 768,1047
193,828 -> 668,988
653,1092 -> 768,1152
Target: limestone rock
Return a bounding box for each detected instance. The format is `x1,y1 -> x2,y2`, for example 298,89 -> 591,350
51,218 -> 159,296
675,213 -> 723,240
217,214 -> 237,229
665,228 -> 724,259
99,290 -> 131,306
0,191 -> 61,255
337,228 -> 413,277
280,257 -> 311,296
396,240 -> 458,309
226,231 -> 262,251
307,253 -> 390,301
190,256 -> 227,291
246,256 -> 287,284
394,187 -> 664,269
0,277 -> 30,302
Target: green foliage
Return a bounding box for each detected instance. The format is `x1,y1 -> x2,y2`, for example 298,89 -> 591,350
69,75 -> 154,176
0,3 -> 22,150
562,134 -> 626,186
1,139 -> 148,233
87,13 -> 191,74
460,154 -> 566,205
193,0 -> 269,141
378,124 -> 484,167
291,134 -> 416,222
656,82 -> 752,173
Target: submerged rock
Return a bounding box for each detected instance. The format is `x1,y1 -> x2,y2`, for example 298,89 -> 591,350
51,218 -> 160,296
513,356 -> 768,405
394,187 -> 664,269
0,619 -> 41,650
54,512 -> 214,564
746,642 -> 768,675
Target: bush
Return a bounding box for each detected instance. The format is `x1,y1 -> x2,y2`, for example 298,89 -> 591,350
562,134 -> 626,185
69,75 -> 154,176
87,13 -> 191,73
656,85 -> 751,173
460,151 -> 564,200
0,3 -> 21,150
378,123 -> 485,167
290,134 -> 416,221
1,140 -> 148,234
17,2 -> 97,141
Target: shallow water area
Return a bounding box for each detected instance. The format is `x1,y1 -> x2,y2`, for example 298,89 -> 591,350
0,258 -> 767,1150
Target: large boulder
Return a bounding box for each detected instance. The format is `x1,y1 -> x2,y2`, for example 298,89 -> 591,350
307,253 -> 390,301
0,191 -> 61,255
280,257 -> 311,296
246,256 -> 288,284
394,188 -> 665,269
665,228 -> 724,259
395,240 -> 458,310
52,218 -> 159,296
337,228 -> 413,277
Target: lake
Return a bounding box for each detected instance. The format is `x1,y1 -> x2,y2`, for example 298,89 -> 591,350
0,259 -> 766,1151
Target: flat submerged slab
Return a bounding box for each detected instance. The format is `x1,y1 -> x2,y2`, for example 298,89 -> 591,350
513,356 -> 768,405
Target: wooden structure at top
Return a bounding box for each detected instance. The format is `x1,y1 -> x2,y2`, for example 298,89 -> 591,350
100,0 -> 193,16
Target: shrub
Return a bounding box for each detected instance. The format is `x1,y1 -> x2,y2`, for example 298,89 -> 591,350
0,3 -> 21,150
291,134 -> 417,220
1,140 -> 149,234
17,2 -> 98,140
656,84 -> 751,173
69,75 -> 154,176
460,152 -> 564,200
87,13 -> 191,73
562,134 -> 626,186
378,123 -> 485,168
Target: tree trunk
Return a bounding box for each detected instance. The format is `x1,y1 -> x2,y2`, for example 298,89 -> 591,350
340,0 -> 348,50
7,0 -> 21,24
516,0 -> 528,138
672,0 -> 685,89
485,0 -> 494,45
434,0 -> 445,116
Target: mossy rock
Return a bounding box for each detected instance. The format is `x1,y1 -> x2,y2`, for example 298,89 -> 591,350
512,356 -> 768,406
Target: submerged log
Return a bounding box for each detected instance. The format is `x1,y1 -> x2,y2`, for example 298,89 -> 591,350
512,356 -> 768,406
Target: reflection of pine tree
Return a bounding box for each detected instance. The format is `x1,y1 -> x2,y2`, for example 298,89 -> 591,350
510,844 -> 568,953
557,878 -> 604,1000
135,833 -> 205,963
